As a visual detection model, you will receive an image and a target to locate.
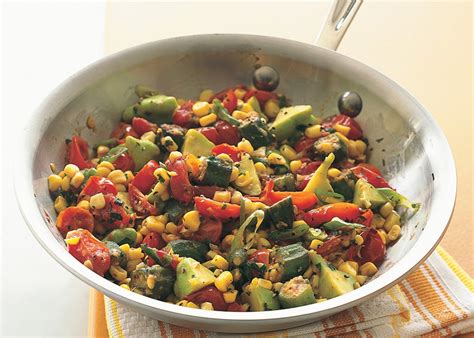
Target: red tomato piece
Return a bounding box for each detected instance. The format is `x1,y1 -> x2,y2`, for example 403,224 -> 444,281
322,114 -> 363,140
194,197 -> 240,220
56,207 -> 94,237
297,160 -> 323,175
110,122 -> 139,140
191,218 -> 223,244
316,236 -> 342,256
303,202 -> 361,227
91,194 -> 131,230
128,184 -> 157,216
351,164 -> 391,189
249,249 -> 270,265
67,136 -> 93,169
166,157 -> 194,204
131,117 -> 157,137
222,89 -> 237,113
211,144 -> 241,162
172,101 -> 197,128
113,153 -> 135,172
346,228 -> 386,265
357,209 -> 373,227
192,185 -> 224,199
80,176 -> 117,197
214,120 -> 240,145
198,127 -> 221,144
143,231 -> 165,249
131,160 -> 159,194
66,229 -> 111,276
294,137 -> 317,153
185,286 -> 228,311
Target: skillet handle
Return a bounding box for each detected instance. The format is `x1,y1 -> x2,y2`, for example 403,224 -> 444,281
316,0 -> 363,51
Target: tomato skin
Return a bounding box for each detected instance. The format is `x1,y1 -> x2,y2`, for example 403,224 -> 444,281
113,153 -> 135,172
56,207 -> 94,237
92,194 -> 131,230
198,127 -> 221,144
192,185 -> 224,199
249,180 -> 318,210
191,218 -> 223,244
80,176 -> 117,197
294,137 -> 317,153
243,89 -> 277,106
110,123 -> 138,140
211,144 -> 241,162
316,236 -> 342,256
303,203 -> 361,227
297,160 -> 323,175
222,89 -> 237,113
322,114 -> 363,140
347,228 -> 386,265
131,117 -> 157,137
214,120 -> 240,145
67,136 -> 93,169
194,197 -> 240,220
351,165 -> 391,189
185,286 -> 228,311
66,229 -> 111,276
143,231 -> 165,249
128,184 -> 157,216
249,249 -> 270,265
172,101 -> 197,128
166,158 -> 194,204
226,303 -> 246,312
131,160 -> 159,194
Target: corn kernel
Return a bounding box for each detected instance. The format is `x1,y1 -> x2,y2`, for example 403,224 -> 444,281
69,171 -> 85,189
280,145 -> 298,161
48,174 -> 62,191
90,193 -> 106,210
98,161 -> 115,171
290,160 -> 303,174
135,232 -> 143,245
384,211 -> 401,232
234,88 -> 247,100
267,152 -> 286,165
264,99 -> 280,118
110,265 -> 128,282
165,222 -> 179,234
360,262 -> 378,277
200,302 -> 214,311
119,244 -> 130,255
83,260 -> 93,270
199,113 -> 217,127
230,190 -> 242,204
231,110 -> 250,120
54,196 -> 67,213
177,300 -> 189,307
215,271 -> 233,292
213,191 -> 231,203
192,101 -> 211,117
319,142 -> 335,154
76,200 -> 89,210
58,171 -> 66,178
378,230 -> 388,244
223,290 -> 238,304
355,140 -> 367,155
124,170 -> 134,183
234,171 -> 252,187
338,261 -> 357,278
248,163 -> 264,178
128,248 -> 144,260
144,216 -> 165,233
146,274 -> 156,289
65,236 -> 80,245
309,239 -> 323,250
199,89 -> 214,102
120,284 -> 130,290
356,275 -> 368,285
106,170 -> 126,185
348,141 -> 358,157
186,302 -> 200,309
60,176 -> 70,191
168,151 -> 183,161
96,166 -> 111,177
64,164 -> 80,178
222,234 -> 235,250
139,225 -> 150,235
257,237 -> 271,248
387,224 -> 401,241
305,124 -> 322,139
162,233 -> 179,243
50,162 -> 57,173
255,278 -> 273,290
334,123 -> 351,136
354,234 -> 364,246
328,168 -> 342,178
211,255 -> 229,270
380,202 -> 394,218
181,210 -> 200,232
97,145 -> 110,158
161,136 -> 178,152
237,139 -> 254,154
216,153 -> 233,162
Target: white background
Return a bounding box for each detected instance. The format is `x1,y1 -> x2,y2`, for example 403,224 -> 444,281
1,1 -> 472,337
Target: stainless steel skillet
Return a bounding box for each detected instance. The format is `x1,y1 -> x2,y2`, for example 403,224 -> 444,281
16,0 -> 456,332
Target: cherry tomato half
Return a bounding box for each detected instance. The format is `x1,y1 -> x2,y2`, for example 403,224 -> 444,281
80,176 -> 117,197
191,218 -> 223,244
131,160 -> 159,194
347,228 -> 386,265
215,120 -> 240,145
131,117 -> 157,137
91,193 -> 131,230
56,207 -> 94,237
128,184 -> 157,216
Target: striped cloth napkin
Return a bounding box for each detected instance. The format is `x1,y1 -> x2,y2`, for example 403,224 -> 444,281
103,247 -> 474,337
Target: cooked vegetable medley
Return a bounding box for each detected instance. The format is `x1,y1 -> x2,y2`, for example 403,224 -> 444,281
47,67 -> 419,312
